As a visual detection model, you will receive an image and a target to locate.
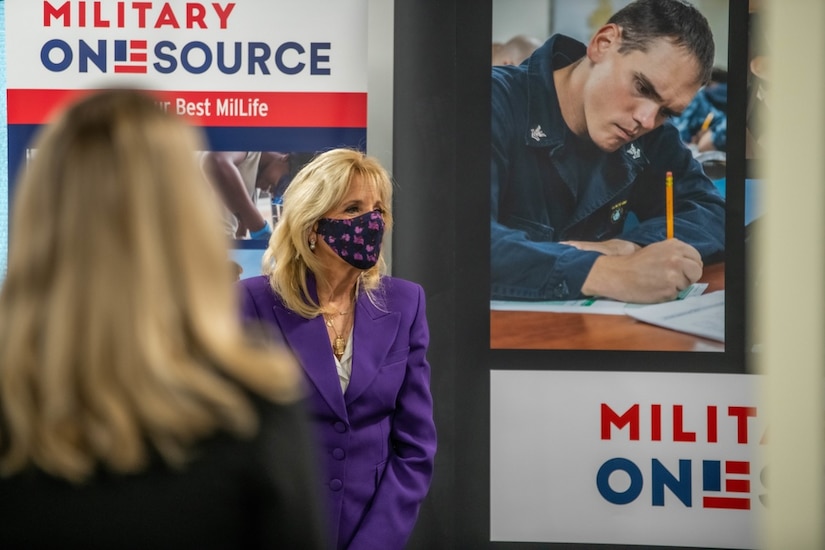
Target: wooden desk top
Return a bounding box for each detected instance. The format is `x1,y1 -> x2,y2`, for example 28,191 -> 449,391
490,263 -> 725,352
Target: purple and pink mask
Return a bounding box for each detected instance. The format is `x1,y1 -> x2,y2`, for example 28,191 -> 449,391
315,210 -> 385,270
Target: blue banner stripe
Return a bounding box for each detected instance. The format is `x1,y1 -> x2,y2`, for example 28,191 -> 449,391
203,126 -> 366,152
7,124 -> 367,198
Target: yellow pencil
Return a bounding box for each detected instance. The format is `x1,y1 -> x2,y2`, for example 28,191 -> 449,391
700,112 -> 714,133
666,171 -> 674,239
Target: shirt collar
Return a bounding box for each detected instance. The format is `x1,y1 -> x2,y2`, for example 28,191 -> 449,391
525,34 -> 587,148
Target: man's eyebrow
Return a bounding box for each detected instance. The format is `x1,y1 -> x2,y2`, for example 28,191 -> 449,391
635,72 -> 663,102
635,71 -> 681,117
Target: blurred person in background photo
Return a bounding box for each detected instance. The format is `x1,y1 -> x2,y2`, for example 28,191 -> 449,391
492,34 -> 542,66
0,89 -> 328,549
671,68 -> 728,155
203,150 -> 314,241
745,9 -> 769,159
238,148 -> 437,550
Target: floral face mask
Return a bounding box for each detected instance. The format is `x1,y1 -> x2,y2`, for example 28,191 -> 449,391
315,210 -> 384,269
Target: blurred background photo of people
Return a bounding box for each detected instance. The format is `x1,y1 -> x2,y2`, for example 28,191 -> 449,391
746,9 -> 768,160
671,68 -> 728,156
202,150 -> 314,241
492,34 -> 542,66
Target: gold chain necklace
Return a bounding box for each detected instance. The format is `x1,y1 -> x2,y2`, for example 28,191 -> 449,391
324,310 -> 350,360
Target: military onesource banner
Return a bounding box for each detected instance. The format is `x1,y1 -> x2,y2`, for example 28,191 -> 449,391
6,0 -> 368,277
490,369 -> 764,549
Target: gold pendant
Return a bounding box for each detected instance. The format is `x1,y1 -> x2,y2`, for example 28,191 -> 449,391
333,336 -> 346,358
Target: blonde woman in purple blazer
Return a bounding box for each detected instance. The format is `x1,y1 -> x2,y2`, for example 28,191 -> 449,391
238,148 -> 436,550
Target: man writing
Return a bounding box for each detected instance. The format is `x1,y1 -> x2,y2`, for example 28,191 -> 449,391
491,0 -> 725,304
203,151 -> 313,240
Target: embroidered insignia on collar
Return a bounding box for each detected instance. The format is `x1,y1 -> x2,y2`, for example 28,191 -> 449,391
626,143 -> 641,159
610,200 -> 628,224
530,125 -> 547,142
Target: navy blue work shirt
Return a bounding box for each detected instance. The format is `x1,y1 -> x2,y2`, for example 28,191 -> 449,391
491,34 -> 726,301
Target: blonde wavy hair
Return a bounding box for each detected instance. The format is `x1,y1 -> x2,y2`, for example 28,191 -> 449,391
0,89 -> 301,483
263,148 -> 393,318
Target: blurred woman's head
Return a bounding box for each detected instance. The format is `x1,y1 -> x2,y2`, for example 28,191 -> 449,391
0,88 -> 299,482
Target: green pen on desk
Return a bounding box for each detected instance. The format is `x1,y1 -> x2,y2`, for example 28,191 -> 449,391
581,297 -> 597,306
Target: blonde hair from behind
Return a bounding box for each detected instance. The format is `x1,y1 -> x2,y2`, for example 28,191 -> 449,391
0,89 -> 301,483
263,148 -> 393,318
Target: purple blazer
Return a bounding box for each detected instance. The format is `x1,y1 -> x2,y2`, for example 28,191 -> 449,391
238,274 -> 436,550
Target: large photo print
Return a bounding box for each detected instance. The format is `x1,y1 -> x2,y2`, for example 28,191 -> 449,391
489,0 -> 730,352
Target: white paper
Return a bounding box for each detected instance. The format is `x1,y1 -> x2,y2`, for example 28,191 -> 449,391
624,290 -> 725,342
490,283 -> 709,316
490,297 -> 631,315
